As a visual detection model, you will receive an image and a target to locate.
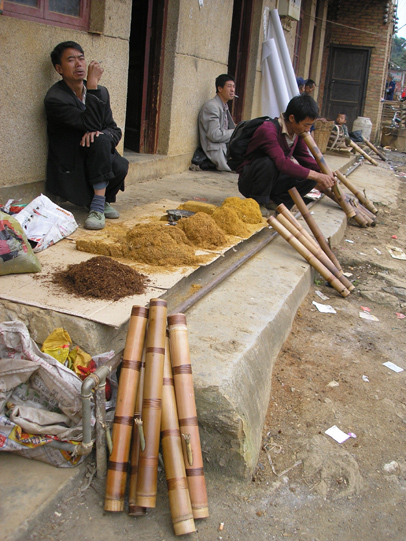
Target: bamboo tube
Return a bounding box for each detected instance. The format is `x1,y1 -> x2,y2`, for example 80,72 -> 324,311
335,170 -> 378,214
136,299 -> 167,508
276,203 -> 320,251
288,187 -> 343,271
268,216 -> 350,297
128,349 -> 146,516
276,214 -> 354,291
161,335 -> 196,536
346,194 -> 377,224
345,137 -> 379,166
347,197 -> 374,226
168,314 -> 209,520
361,136 -> 386,161
104,306 -> 148,512
300,132 -> 356,220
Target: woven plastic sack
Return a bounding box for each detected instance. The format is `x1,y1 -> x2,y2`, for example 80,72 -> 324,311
0,211 -> 41,276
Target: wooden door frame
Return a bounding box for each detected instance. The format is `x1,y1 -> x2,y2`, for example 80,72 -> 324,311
139,0 -> 168,154
227,0 -> 254,123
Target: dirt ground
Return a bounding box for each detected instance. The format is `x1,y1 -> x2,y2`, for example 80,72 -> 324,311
24,153 -> 406,541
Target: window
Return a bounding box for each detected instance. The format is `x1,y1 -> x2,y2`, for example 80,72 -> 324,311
3,0 -> 90,30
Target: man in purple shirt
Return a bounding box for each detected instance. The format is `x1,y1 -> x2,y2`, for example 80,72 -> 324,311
237,94 -> 335,212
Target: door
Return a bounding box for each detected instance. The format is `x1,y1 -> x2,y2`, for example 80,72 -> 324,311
124,0 -> 167,153
322,46 -> 371,131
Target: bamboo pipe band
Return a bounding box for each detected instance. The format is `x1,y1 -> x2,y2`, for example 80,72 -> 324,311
268,216 -> 350,297
105,306 -> 148,513
300,132 -> 356,219
136,299 -> 167,509
287,187 -> 343,272
168,313 -> 209,520
161,335 -> 196,535
345,137 -> 379,166
276,214 -> 354,291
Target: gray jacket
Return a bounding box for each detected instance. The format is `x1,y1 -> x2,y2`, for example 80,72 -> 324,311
198,94 -> 235,171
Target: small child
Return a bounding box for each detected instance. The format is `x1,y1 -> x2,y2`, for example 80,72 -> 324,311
335,112 -> 349,137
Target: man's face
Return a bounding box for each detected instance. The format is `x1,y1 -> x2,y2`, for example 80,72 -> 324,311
289,115 -> 315,135
55,48 -> 86,84
305,84 -> 315,95
217,80 -> 236,102
336,114 -> 346,126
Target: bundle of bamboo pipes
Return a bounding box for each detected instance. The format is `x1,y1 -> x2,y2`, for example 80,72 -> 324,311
268,197 -> 353,298
104,299 -> 208,536
301,132 -> 378,227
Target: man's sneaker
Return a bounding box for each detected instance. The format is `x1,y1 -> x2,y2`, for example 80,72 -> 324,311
84,210 -> 105,230
104,202 -> 120,219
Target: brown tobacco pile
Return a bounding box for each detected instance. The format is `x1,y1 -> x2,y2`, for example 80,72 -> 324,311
53,256 -> 149,301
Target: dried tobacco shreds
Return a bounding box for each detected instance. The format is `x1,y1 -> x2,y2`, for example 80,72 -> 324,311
126,223 -> 199,266
53,256 -> 148,300
221,197 -> 263,224
177,212 -> 226,249
212,206 -> 250,237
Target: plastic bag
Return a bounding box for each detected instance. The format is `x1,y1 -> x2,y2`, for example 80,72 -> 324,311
0,211 -> 41,276
15,194 -> 78,252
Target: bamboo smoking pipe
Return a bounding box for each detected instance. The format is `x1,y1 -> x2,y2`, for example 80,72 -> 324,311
300,132 -> 356,221
345,137 -> 379,166
361,136 -> 386,161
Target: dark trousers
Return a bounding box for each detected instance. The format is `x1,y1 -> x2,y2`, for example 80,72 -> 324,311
82,134 -> 129,203
238,155 -> 316,210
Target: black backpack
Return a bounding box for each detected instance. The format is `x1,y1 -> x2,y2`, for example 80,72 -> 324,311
226,116 -> 272,171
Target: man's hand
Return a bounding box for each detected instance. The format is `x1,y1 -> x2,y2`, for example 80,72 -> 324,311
308,170 -> 336,190
80,131 -> 103,147
86,61 -> 104,89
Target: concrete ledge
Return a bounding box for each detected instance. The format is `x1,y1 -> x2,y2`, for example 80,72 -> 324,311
185,198 -> 346,478
125,151 -> 193,185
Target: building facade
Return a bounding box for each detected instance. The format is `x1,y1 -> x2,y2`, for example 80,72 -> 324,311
0,0 -> 395,198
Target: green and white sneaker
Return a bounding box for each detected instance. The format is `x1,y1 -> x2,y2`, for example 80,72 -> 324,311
84,210 -> 105,230
104,202 -> 120,219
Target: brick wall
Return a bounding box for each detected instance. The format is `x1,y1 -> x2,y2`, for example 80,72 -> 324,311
318,0 -> 393,142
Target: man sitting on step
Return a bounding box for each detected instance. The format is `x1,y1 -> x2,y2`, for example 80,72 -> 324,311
45,41 -> 128,230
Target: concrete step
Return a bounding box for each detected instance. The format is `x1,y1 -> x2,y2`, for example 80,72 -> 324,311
124,150 -> 192,185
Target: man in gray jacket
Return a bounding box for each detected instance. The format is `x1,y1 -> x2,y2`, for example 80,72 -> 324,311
198,74 -> 236,171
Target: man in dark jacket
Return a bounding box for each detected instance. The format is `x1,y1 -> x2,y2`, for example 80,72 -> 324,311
237,94 -> 335,213
44,41 -> 128,230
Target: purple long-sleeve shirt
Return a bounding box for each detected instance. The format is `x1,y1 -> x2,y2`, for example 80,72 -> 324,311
237,118 -> 320,178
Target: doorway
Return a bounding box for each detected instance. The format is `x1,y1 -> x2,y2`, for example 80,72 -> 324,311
322,46 -> 371,130
124,0 -> 167,154
227,0 -> 254,123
